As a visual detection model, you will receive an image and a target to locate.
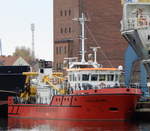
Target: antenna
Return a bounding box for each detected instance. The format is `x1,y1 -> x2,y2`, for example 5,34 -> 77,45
31,23 -> 35,59
90,47 -> 101,63
73,13 -> 88,62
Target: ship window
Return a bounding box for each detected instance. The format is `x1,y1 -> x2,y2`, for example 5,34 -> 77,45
107,74 -> 114,81
82,74 -> 89,81
109,107 -> 118,111
99,74 -> 106,81
74,76 -> 77,81
91,74 -> 98,81
78,74 -> 81,81
53,89 -> 55,95
69,75 -> 72,81
115,74 -> 118,81
45,98 -> 47,103
73,74 -> 75,81
148,35 -> 150,40
40,69 -> 44,73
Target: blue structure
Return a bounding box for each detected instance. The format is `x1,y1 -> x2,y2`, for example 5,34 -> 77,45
124,45 -> 149,97
124,45 -> 138,86
140,63 -> 149,97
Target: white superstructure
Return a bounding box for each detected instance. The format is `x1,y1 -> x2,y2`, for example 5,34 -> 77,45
65,13 -> 122,91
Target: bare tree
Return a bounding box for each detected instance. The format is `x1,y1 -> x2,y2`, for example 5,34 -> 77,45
13,46 -> 35,64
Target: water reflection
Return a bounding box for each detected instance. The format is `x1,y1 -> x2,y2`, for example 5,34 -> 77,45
0,118 -> 7,131
8,118 -> 139,131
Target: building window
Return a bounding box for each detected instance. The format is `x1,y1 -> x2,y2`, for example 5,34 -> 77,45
56,47 -> 59,55
59,47 -> 61,54
64,46 -> 67,54
60,10 -> 63,16
69,9 -> 71,16
69,27 -> 71,33
65,28 -> 67,33
60,28 -> 63,33
65,10 -> 67,16
60,47 -> 63,54
58,63 -> 63,70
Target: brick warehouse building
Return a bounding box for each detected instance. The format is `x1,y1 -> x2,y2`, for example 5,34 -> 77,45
53,0 -> 128,71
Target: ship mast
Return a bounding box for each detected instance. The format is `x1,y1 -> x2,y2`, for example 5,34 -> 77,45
74,13 -> 88,63
80,13 -> 87,62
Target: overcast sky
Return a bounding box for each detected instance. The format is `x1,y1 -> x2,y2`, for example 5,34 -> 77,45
0,0 -> 53,61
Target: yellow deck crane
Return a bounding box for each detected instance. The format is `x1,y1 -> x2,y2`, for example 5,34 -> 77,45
42,72 -> 68,95
20,72 -> 38,101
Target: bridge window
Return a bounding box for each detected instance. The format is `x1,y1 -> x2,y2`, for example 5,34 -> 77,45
78,74 -> 81,81
115,74 -> 119,81
99,74 -> 106,81
91,74 -> 98,81
73,74 -> 75,81
82,74 -> 89,81
69,75 -> 72,81
107,74 -> 114,81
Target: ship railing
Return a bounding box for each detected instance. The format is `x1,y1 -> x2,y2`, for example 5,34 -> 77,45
122,15 -> 150,31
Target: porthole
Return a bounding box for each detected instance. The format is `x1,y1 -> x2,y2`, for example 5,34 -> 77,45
109,107 -> 118,111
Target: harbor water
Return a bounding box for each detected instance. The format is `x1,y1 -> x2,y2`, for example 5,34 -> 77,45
0,118 -> 150,131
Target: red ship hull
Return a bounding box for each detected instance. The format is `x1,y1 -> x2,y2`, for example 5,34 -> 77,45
8,88 -> 141,120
